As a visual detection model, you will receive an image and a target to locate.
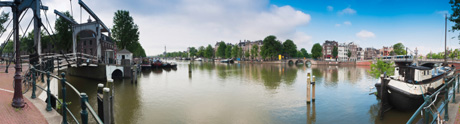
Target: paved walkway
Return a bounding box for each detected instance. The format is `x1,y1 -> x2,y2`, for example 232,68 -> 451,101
0,63 -> 59,124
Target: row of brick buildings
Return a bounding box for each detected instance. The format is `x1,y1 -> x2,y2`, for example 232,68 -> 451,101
322,40 -> 394,61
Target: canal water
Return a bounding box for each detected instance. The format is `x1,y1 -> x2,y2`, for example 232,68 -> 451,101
63,61 -> 417,124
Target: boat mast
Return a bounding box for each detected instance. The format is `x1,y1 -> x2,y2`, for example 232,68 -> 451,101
445,13 -> 447,64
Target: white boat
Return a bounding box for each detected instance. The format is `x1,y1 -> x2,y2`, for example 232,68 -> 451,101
375,63 -> 455,110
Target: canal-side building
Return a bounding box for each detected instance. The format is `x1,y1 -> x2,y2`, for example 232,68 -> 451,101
337,43 -> 348,61
322,40 -> 338,60
238,40 -> 263,60
380,46 -> 393,56
76,30 -> 115,63
357,47 -> 364,61
116,49 -> 133,65
348,42 -> 358,61
364,47 -> 377,60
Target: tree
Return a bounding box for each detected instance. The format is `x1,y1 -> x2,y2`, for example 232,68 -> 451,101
189,47 -> 197,57
204,45 -> 214,59
225,45 -> 232,58
449,49 -> 458,61
450,0 -> 460,42
217,42 -> 226,58
112,10 -> 140,49
197,46 -> 205,57
368,59 -> 395,79
3,40 -> 13,53
300,48 -> 309,58
296,51 -> 303,58
347,50 -> 352,61
393,43 -> 406,55
0,12 -> 9,34
245,50 -> 250,58
332,46 -> 338,59
251,45 -> 259,60
260,35 -> 282,60
55,11 -> 74,52
231,45 -> 239,58
311,43 -> 322,59
282,39 -> 297,58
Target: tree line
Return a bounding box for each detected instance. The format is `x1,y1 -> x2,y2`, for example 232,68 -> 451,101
159,35 -> 312,60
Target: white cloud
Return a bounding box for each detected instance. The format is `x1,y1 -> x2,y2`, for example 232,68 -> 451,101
343,21 -> 351,26
335,24 -> 341,27
356,30 -> 375,39
32,0 -> 312,55
327,6 -> 333,11
338,7 -> 356,15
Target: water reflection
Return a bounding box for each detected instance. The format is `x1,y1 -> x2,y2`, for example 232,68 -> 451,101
307,102 -> 316,124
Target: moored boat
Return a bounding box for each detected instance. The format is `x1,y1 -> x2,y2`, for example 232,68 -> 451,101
375,63 -> 455,111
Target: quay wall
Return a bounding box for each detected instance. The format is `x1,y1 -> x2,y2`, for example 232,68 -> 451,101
67,65 -> 107,81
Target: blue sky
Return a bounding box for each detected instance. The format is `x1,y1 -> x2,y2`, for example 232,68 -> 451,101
271,0 -> 454,55
2,0 -> 455,55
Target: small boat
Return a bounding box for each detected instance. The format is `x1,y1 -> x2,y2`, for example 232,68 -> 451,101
195,58 -> 203,61
152,60 -> 162,68
140,58 -> 152,69
375,62 -> 455,111
170,62 -> 177,68
162,62 -> 171,68
220,59 -> 234,64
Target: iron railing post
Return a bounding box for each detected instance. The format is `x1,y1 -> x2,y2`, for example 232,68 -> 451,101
41,62 -> 44,83
445,78 -> 449,121
31,68 -> 36,99
46,71 -> 52,111
424,96 -> 430,124
457,74 -> 459,93
453,77 -> 457,103
80,93 -> 88,124
61,72 -> 67,124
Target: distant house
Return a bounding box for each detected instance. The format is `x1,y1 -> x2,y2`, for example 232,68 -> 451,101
117,49 -> 133,65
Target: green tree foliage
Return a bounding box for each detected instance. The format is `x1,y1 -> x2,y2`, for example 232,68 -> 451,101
20,32 -> 35,53
197,46 -> 205,57
205,45 -> 214,58
251,45 -> 259,60
427,52 -> 445,59
3,40 -> 13,53
245,50 -> 250,58
189,47 -> 197,57
282,39 -> 297,58
0,12 -> 9,34
449,49 -> 459,60
231,46 -> 239,58
300,48 -> 310,58
112,10 -> 145,57
393,43 -> 406,55
225,45 -> 232,58
237,47 -> 242,58
311,43 -> 322,59
332,46 -> 338,58
55,11 -> 74,52
296,50 -> 303,58
261,35 -> 282,60
217,42 -> 226,58
450,0 -> 460,41
368,59 -> 394,79
347,50 -> 351,58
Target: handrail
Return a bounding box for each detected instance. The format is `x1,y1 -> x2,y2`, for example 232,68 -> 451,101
30,59 -> 104,124
406,73 -> 459,124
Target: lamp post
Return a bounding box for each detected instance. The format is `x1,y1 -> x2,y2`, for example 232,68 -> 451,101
11,3 -> 24,108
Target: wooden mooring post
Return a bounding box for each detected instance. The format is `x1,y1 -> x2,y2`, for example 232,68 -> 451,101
97,83 -> 104,121
103,87 -> 111,124
312,76 -> 315,102
107,79 -> 115,124
307,73 -> 311,103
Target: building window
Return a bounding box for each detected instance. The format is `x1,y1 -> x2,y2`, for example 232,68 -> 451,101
84,40 -> 86,46
90,49 -> 93,55
90,40 -> 92,45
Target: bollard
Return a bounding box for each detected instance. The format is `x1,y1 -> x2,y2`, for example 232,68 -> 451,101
97,84 -> 104,121
103,88 -> 111,124
312,76 -> 315,102
46,71 -> 52,111
457,75 -> 459,93
454,78 -> 457,103
445,78 -> 449,121
97,83 -> 104,94
61,72 -> 68,124
31,68 -> 36,99
80,93 -> 88,124
307,73 -> 311,104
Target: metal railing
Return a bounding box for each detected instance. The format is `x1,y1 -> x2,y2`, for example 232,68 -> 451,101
406,73 -> 459,124
29,58 -> 103,124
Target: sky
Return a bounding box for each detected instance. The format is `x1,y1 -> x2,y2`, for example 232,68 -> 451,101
0,0 -> 457,55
